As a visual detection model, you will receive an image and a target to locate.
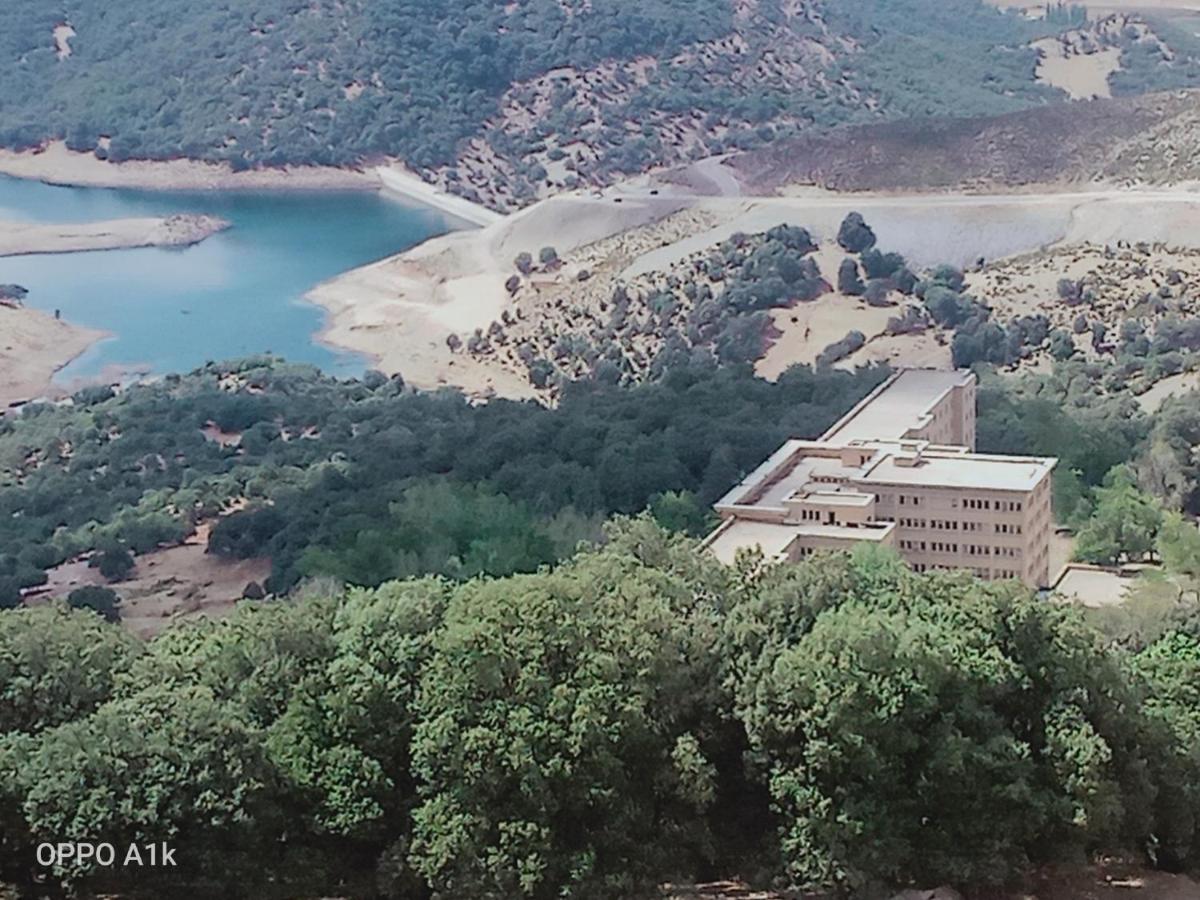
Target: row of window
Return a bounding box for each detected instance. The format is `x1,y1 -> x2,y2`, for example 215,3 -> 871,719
888,494 -> 1026,513
898,541 -> 1022,559
883,515 -> 1023,536
911,563 -> 1021,580
963,498 -> 1023,512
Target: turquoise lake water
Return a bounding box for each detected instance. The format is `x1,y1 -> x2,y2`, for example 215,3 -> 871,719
0,175 -> 456,382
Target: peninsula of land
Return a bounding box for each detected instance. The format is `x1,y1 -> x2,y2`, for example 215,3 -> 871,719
0,304 -> 104,407
0,210 -> 231,403
0,213 -> 230,257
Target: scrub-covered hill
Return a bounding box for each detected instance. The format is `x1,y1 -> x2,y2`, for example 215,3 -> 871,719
0,0 -> 1130,209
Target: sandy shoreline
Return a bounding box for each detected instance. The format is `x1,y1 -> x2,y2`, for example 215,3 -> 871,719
0,142 -> 380,192
0,213 -> 229,257
308,191 -> 686,396
0,212 -> 227,403
0,305 -> 106,408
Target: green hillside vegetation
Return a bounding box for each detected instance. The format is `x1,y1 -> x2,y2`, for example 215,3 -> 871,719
0,0 -> 729,167
0,0 -> 1133,207
1111,14 -> 1200,95
3,524 -> 1200,898
0,358 -> 889,603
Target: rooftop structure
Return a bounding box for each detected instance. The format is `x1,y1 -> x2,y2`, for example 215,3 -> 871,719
703,369 -> 1057,587
822,368 -> 976,447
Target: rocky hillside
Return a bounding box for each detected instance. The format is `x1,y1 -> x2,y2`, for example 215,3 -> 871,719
730,88 -> 1200,193
1,0 -> 1175,210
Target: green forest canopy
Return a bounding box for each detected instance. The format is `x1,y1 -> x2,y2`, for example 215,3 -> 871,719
3,343 -> 1198,607
3,524 -> 1200,898
0,359 -> 889,602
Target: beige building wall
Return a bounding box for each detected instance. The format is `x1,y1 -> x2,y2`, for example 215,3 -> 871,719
868,476 -> 1053,588
903,378 -> 976,449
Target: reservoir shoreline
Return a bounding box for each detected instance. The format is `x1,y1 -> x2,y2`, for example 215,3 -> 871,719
0,142 -> 380,193
0,305 -> 108,408
0,173 -> 459,399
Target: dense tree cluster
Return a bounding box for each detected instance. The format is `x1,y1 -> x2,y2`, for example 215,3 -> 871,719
3,525 -> 1200,898
0,358 -> 887,601
486,224 -> 835,393
0,0 -> 729,171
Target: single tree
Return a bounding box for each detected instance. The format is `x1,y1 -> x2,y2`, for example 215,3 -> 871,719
66,585 -> 122,623
837,258 -> 865,296
1074,466 -> 1164,566
836,212 -> 876,253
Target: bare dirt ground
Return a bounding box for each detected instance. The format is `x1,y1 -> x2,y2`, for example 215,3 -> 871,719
1137,368 -> 1200,410
0,305 -> 104,407
755,253 -> 898,378
1055,565 -> 1138,607
33,523 -> 270,639
841,331 -> 953,372
1033,37 -> 1121,99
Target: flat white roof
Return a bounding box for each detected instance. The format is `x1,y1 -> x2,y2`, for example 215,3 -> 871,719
798,491 -> 874,508
715,440 -> 806,508
822,369 -> 973,443
790,522 -> 895,542
858,451 -> 1055,492
705,520 -> 800,564
705,519 -> 894,565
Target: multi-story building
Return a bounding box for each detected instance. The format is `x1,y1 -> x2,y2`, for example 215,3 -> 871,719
703,369 -> 1056,588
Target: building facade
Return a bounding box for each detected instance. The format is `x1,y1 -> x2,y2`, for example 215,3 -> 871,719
704,369 -> 1056,588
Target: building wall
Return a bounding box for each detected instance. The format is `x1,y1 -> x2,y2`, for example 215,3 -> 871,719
1022,471 -> 1054,587
867,476 -> 1053,588
904,379 -> 976,449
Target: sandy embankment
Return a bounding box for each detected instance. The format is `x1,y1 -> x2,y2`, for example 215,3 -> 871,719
376,165 -> 504,227
0,305 -> 105,407
311,176 -> 1200,398
0,213 -> 229,257
0,141 -> 380,191
309,191 -> 687,396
